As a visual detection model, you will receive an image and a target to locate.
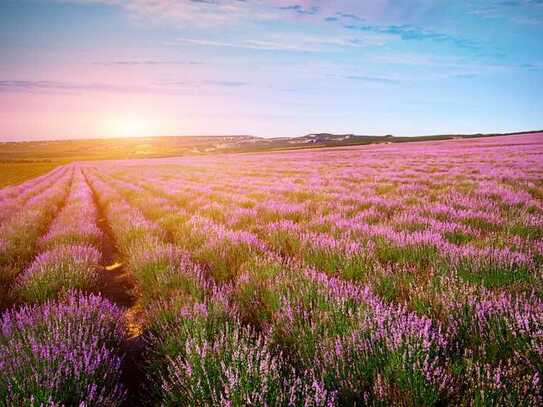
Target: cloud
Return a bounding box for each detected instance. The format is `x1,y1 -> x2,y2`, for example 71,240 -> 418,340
519,62 -> 543,70
49,1 -> 525,52
0,79 -> 249,93
468,0 -> 543,23
278,4 -> 319,16
450,73 -> 477,79
51,1 -> 430,26
50,1 -> 485,51
93,60 -> 202,66
0,80 -> 147,93
342,23 -> 480,50
171,33 -> 386,52
57,0 -> 542,28
511,16 -> 543,24
336,12 -> 364,21
345,75 -> 399,84
203,80 -> 247,86
57,0 -> 282,25
157,79 -> 248,87
325,11 -> 364,22
170,37 -> 317,51
497,0 -> 543,6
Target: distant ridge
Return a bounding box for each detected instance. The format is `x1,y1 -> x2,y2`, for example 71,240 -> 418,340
292,130 -> 543,146
0,130 -> 541,163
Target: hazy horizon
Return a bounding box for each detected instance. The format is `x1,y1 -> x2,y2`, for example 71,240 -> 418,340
1,0 -> 542,141
2,129 -> 543,144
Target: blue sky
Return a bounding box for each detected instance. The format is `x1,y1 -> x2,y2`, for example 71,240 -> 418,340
0,0 -> 542,140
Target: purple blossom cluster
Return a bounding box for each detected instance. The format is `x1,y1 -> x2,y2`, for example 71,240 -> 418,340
0,291 -> 126,406
162,322 -> 335,406
39,170 -> 103,249
1,134 -> 542,404
15,244 -> 101,302
11,170 -> 106,303
73,134 -> 543,404
85,170 -> 208,314
0,166 -> 67,225
0,168 -> 73,303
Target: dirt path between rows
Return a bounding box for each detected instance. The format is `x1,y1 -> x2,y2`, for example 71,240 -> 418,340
84,171 -> 145,407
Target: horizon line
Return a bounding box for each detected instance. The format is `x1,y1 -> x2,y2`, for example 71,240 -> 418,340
1,129 -> 542,144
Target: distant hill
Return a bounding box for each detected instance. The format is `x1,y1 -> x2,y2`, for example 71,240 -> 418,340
288,130 -> 543,147
1,130 -> 541,187
288,134 -> 390,144
0,130 -> 541,163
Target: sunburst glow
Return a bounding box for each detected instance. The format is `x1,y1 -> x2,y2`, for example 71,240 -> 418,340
107,116 -> 149,138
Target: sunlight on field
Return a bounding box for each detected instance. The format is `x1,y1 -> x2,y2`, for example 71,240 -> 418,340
0,162 -> 60,188
1,134 -> 543,405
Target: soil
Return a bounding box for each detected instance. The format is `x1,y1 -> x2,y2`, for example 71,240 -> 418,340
85,172 -> 145,406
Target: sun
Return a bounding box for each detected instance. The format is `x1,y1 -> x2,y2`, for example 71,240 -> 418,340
107,116 -> 149,138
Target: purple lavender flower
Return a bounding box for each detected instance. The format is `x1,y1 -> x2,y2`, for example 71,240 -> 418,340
15,244 -> 101,302
0,291 -> 126,406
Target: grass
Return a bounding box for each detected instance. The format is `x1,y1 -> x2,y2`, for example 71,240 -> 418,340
0,162 -> 60,188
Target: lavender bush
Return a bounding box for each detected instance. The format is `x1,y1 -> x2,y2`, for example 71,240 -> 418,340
1,134 -> 542,404
15,244 -> 101,302
0,292 -> 126,406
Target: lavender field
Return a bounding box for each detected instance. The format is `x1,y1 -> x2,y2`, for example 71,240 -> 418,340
1,134 -> 543,406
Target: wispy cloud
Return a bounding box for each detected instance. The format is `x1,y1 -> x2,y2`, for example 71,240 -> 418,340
468,0 -> 543,24
203,80 -> 247,87
54,0 -> 543,29
152,79 -> 252,90
57,0 -> 281,25
0,80 -> 147,93
450,73 -> 478,79
345,75 -> 399,84
519,62 -> 543,70
51,1 -> 485,52
341,23 -> 480,50
325,11 -> 364,23
278,4 -> 319,16
171,33 -> 386,52
52,1 -> 435,26
92,60 -> 202,66
169,37 -> 316,51
0,79 -> 250,93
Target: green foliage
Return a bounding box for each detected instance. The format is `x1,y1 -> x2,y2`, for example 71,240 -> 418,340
0,162 -> 60,188
233,260 -> 282,327
455,260 -> 532,288
375,275 -> 397,303
443,231 -> 474,245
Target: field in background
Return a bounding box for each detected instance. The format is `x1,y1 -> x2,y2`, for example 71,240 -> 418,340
0,161 -> 61,188
1,133 -> 543,405
2,130 -> 539,188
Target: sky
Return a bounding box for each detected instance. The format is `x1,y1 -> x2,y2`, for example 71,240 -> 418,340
0,0 -> 542,141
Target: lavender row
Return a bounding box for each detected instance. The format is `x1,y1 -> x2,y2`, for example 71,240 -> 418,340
85,135 -> 543,404
98,172 -> 269,285
0,291 -> 126,406
84,169 -> 208,313
0,169 -> 129,405
142,259 -> 543,405
106,166 -> 541,293
13,169 -> 103,303
93,170 -> 543,404
0,168 -> 73,307
0,166 -> 67,226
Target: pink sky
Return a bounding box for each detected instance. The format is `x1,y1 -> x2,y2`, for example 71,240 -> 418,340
1,0 -> 542,140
